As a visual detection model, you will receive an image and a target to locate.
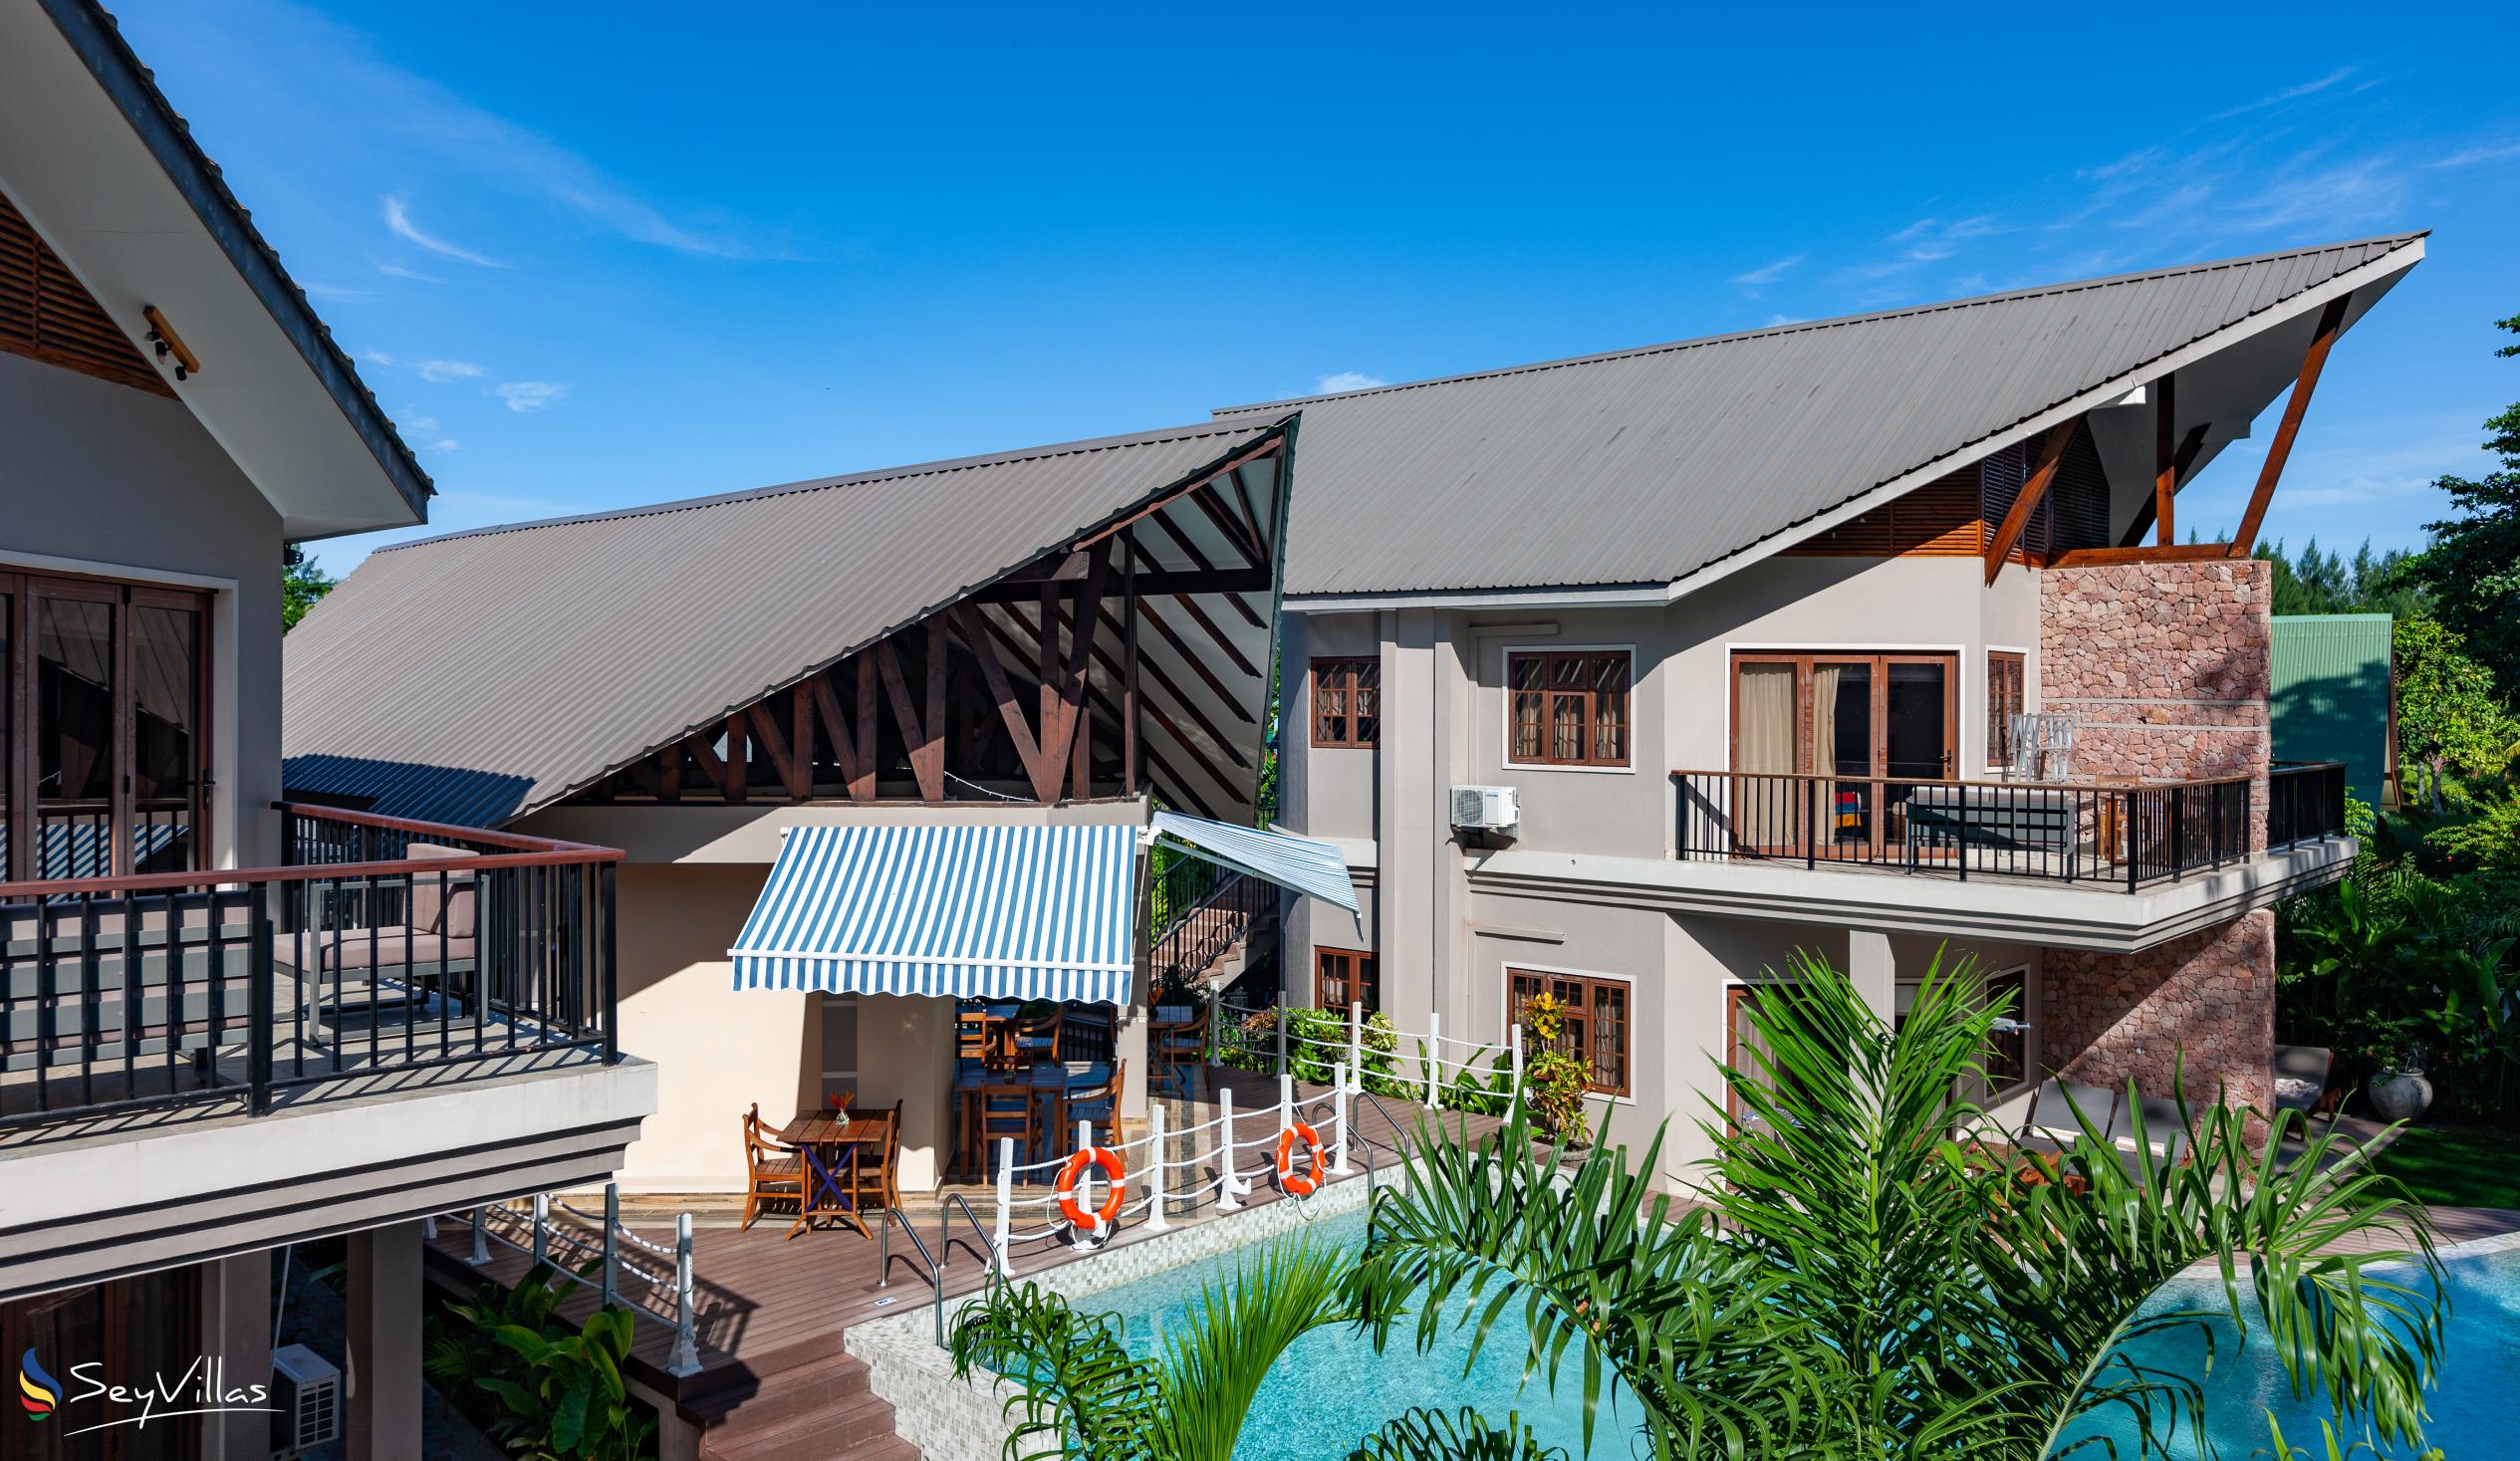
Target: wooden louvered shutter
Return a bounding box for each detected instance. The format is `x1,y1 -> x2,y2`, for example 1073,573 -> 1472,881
0,191 -> 172,397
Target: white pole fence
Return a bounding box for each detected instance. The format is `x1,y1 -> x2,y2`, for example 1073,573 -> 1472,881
453,1183 -> 705,1378
978,997 -> 1528,1267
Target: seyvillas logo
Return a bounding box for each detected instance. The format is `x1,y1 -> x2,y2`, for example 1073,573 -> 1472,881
16,1351 -> 272,1436
18,1348 -> 60,1420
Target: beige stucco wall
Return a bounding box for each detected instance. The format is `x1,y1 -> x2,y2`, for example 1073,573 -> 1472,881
611,861 -> 816,1193
0,352 -> 288,868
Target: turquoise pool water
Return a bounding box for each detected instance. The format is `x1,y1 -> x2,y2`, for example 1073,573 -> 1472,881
1077,1214 -> 2520,1461
1088,1209 -> 1642,1459
2063,1244 -> 2520,1459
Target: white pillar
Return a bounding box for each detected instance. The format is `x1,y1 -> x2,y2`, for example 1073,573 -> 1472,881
1849,929 -> 1896,1026
1331,1067 -> 1353,1176
1349,1001 -> 1365,1091
1424,1011 -> 1442,1107
993,1137 -> 1014,1270
1278,1072 -> 1295,1132
347,1222 -> 424,1461
1216,1086 -> 1241,1211
1145,1101 -> 1171,1231
198,1249 -> 272,1461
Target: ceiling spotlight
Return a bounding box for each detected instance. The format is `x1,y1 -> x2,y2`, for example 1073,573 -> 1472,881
141,305 -> 200,382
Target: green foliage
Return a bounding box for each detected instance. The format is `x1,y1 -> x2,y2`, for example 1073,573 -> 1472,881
2392,615 -> 2518,811
1360,951 -> 2452,1461
950,1233 -> 1352,1461
1515,992 -> 1591,1144
1349,1407 -> 1571,1460
282,547 -> 337,633
2251,538 -> 2425,617
2394,311 -> 2520,693
422,1261 -> 656,1460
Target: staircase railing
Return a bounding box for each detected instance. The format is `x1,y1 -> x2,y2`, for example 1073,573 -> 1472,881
1148,868 -> 1272,985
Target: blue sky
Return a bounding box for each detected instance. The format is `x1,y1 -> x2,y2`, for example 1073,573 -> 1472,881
114,1 -> 2520,575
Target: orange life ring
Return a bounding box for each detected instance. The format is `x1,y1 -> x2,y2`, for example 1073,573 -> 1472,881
1275,1122 -> 1324,1197
1056,1146 -> 1128,1234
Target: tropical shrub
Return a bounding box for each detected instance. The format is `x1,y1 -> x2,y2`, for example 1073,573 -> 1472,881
1516,991 -> 1590,1144
423,1260 -> 657,1460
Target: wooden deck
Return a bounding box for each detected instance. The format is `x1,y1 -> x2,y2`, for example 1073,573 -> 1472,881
421,1068 -> 1503,1453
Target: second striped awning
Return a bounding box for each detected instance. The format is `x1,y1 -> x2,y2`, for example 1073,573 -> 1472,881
1148,811 -> 1358,912
728,823 -> 1138,1004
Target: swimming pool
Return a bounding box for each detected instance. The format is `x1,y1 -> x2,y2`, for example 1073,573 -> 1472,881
1075,1215 -> 2520,1460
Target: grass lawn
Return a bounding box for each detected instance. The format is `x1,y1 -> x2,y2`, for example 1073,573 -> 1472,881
2369,1124 -> 2520,1209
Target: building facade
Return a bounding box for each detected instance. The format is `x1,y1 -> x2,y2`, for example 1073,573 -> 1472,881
1265,237 -> 2412,1182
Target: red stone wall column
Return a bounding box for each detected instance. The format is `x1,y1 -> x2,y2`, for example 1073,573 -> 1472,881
2042,911 -> 2277,1127
2037,560 -> 2272,849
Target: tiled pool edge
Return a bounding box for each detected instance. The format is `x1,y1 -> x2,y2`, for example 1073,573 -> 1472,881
847,1170 -> 1398,1461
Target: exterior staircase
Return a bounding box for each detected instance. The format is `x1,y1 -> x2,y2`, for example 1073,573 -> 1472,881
1147,865 -> 1278,995
688,1347 -> 917,1461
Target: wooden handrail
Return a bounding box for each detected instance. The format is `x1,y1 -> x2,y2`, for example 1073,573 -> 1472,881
0,804 -> 622,899
1668,768 -> 2254,792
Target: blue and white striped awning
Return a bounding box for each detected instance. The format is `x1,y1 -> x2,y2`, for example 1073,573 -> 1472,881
1148,812 -> 1358,913
729,823 -> 1138,1003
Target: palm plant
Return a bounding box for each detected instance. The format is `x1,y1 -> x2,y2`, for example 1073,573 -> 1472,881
1353,950 -> 2451,1460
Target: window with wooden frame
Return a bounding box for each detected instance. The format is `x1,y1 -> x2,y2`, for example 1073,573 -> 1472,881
1984,966 -> 2029,1090
1316,946 -> 1379,1013
1309,657 -> 1380,748
1509,968 -> 1630,1096
2,571 -> 212,882
1507,650 -> 1631,768
1986,651 -> 2026,770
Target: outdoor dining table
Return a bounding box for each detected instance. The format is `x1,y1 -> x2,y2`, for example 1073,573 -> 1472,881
952,1060 -> 1112,1180
777,1109 -> 886,1238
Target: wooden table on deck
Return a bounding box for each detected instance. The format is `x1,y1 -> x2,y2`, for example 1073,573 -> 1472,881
777,1110 -> 887,1239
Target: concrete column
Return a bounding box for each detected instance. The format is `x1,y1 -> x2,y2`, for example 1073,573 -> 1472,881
1847,928 -> 1896,1027
347,1222 -> 424,1461
198,1249 -> 272,1461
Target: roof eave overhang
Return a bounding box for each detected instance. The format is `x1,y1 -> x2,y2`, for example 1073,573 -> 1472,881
2,0 -> 430,537
1280,235 -> 2425,614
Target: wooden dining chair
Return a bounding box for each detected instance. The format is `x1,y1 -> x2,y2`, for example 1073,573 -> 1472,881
740,1102 -> 804,1233
1150,1008 -> 1209,1098
1065,1061 -> 1125,1147
976,1085 -> 1040,1178
1009,1011 -> 1065,1067
846,1101 -> 903,1212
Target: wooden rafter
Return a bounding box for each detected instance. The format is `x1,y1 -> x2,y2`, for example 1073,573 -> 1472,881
1096,606 -> 1251,725
1147,508 -> 1267,628
953,603 -> 1058,802
747,698 -> 810,799
2050,542 -> 2238,570
807,672 -> 874,803
874,637 -> 942,803
1015,599 -> 1250,775
1186,482 -> 1267,569
1982,419 -> 2079,585
1165,593 -> 1259,680
1132,599 -> 1252,719
1074,435 -> 1285,550
1039,542 -> 1113,791
2229,296 -> 2349,556
991,602 -> 1245,798
2117,423 -> 2210,549
722,714 -> 748,801
969,567 -> 1268,603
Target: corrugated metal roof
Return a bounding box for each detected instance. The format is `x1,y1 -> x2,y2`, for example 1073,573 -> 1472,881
2271,613 -> 2394,805
282,416 -> 1289,826
1221,234 -> 2425,597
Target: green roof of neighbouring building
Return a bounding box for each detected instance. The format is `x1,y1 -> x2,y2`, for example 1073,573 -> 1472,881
2271,613 -> 2394,805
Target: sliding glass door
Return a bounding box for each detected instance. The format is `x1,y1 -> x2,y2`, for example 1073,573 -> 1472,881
4,572 -> 209,881
1730,651 -> 1956,858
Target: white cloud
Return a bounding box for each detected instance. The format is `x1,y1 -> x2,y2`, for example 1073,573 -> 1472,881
375,261 -> 444,283
382,195 -> 506,268
1761,314 -> 1805,328
403,414 -> 441,432
2209,67 -> 2358,122
1728,253 -> 1806,292
1313,371 -> 1386,394
301,281 -> 372,303
2426,139 -> 2520,169
364,352 -> 485,383
494,380 -> 567,412
423,438 -> 459,452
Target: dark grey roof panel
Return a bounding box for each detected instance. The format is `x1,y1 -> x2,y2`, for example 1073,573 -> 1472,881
1221,234 -> 2423,597
283,417 -> 1288,825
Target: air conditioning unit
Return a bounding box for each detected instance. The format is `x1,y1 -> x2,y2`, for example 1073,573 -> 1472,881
269,1343 -> 341,1455
1449,785 -> 1520,832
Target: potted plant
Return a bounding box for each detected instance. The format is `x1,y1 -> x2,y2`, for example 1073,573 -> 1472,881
1517,992 -> 1593,1151
2366,1042 -> 2434,1122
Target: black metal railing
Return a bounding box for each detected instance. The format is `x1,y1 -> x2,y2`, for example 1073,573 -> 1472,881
1148,862 -> 1272,984
0,803 -> 622,1130
2267,761 -> 2350,850
1671,769 -> 2259,890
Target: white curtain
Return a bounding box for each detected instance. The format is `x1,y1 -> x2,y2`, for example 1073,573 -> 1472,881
1737,663 -> 1796,848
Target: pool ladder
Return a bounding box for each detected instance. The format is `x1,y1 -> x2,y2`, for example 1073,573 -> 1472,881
877,1195 -> 1002,1349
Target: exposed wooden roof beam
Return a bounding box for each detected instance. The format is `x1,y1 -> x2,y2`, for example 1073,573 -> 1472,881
1982,419 -> 2078,585
1148,509 -> 1268,628
2229,297 -> 2349,556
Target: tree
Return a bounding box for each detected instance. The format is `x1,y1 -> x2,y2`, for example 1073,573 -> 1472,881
2252,538 -> 2423,616
2394,615 -> 2518,812
283,546 -> 337,632
952,955 -> 2450,1460
2396,312 -> 2520,690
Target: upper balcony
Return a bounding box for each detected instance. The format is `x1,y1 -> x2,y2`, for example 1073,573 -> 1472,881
1461,763 -> 2352,956
0,805 -> 654,1302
